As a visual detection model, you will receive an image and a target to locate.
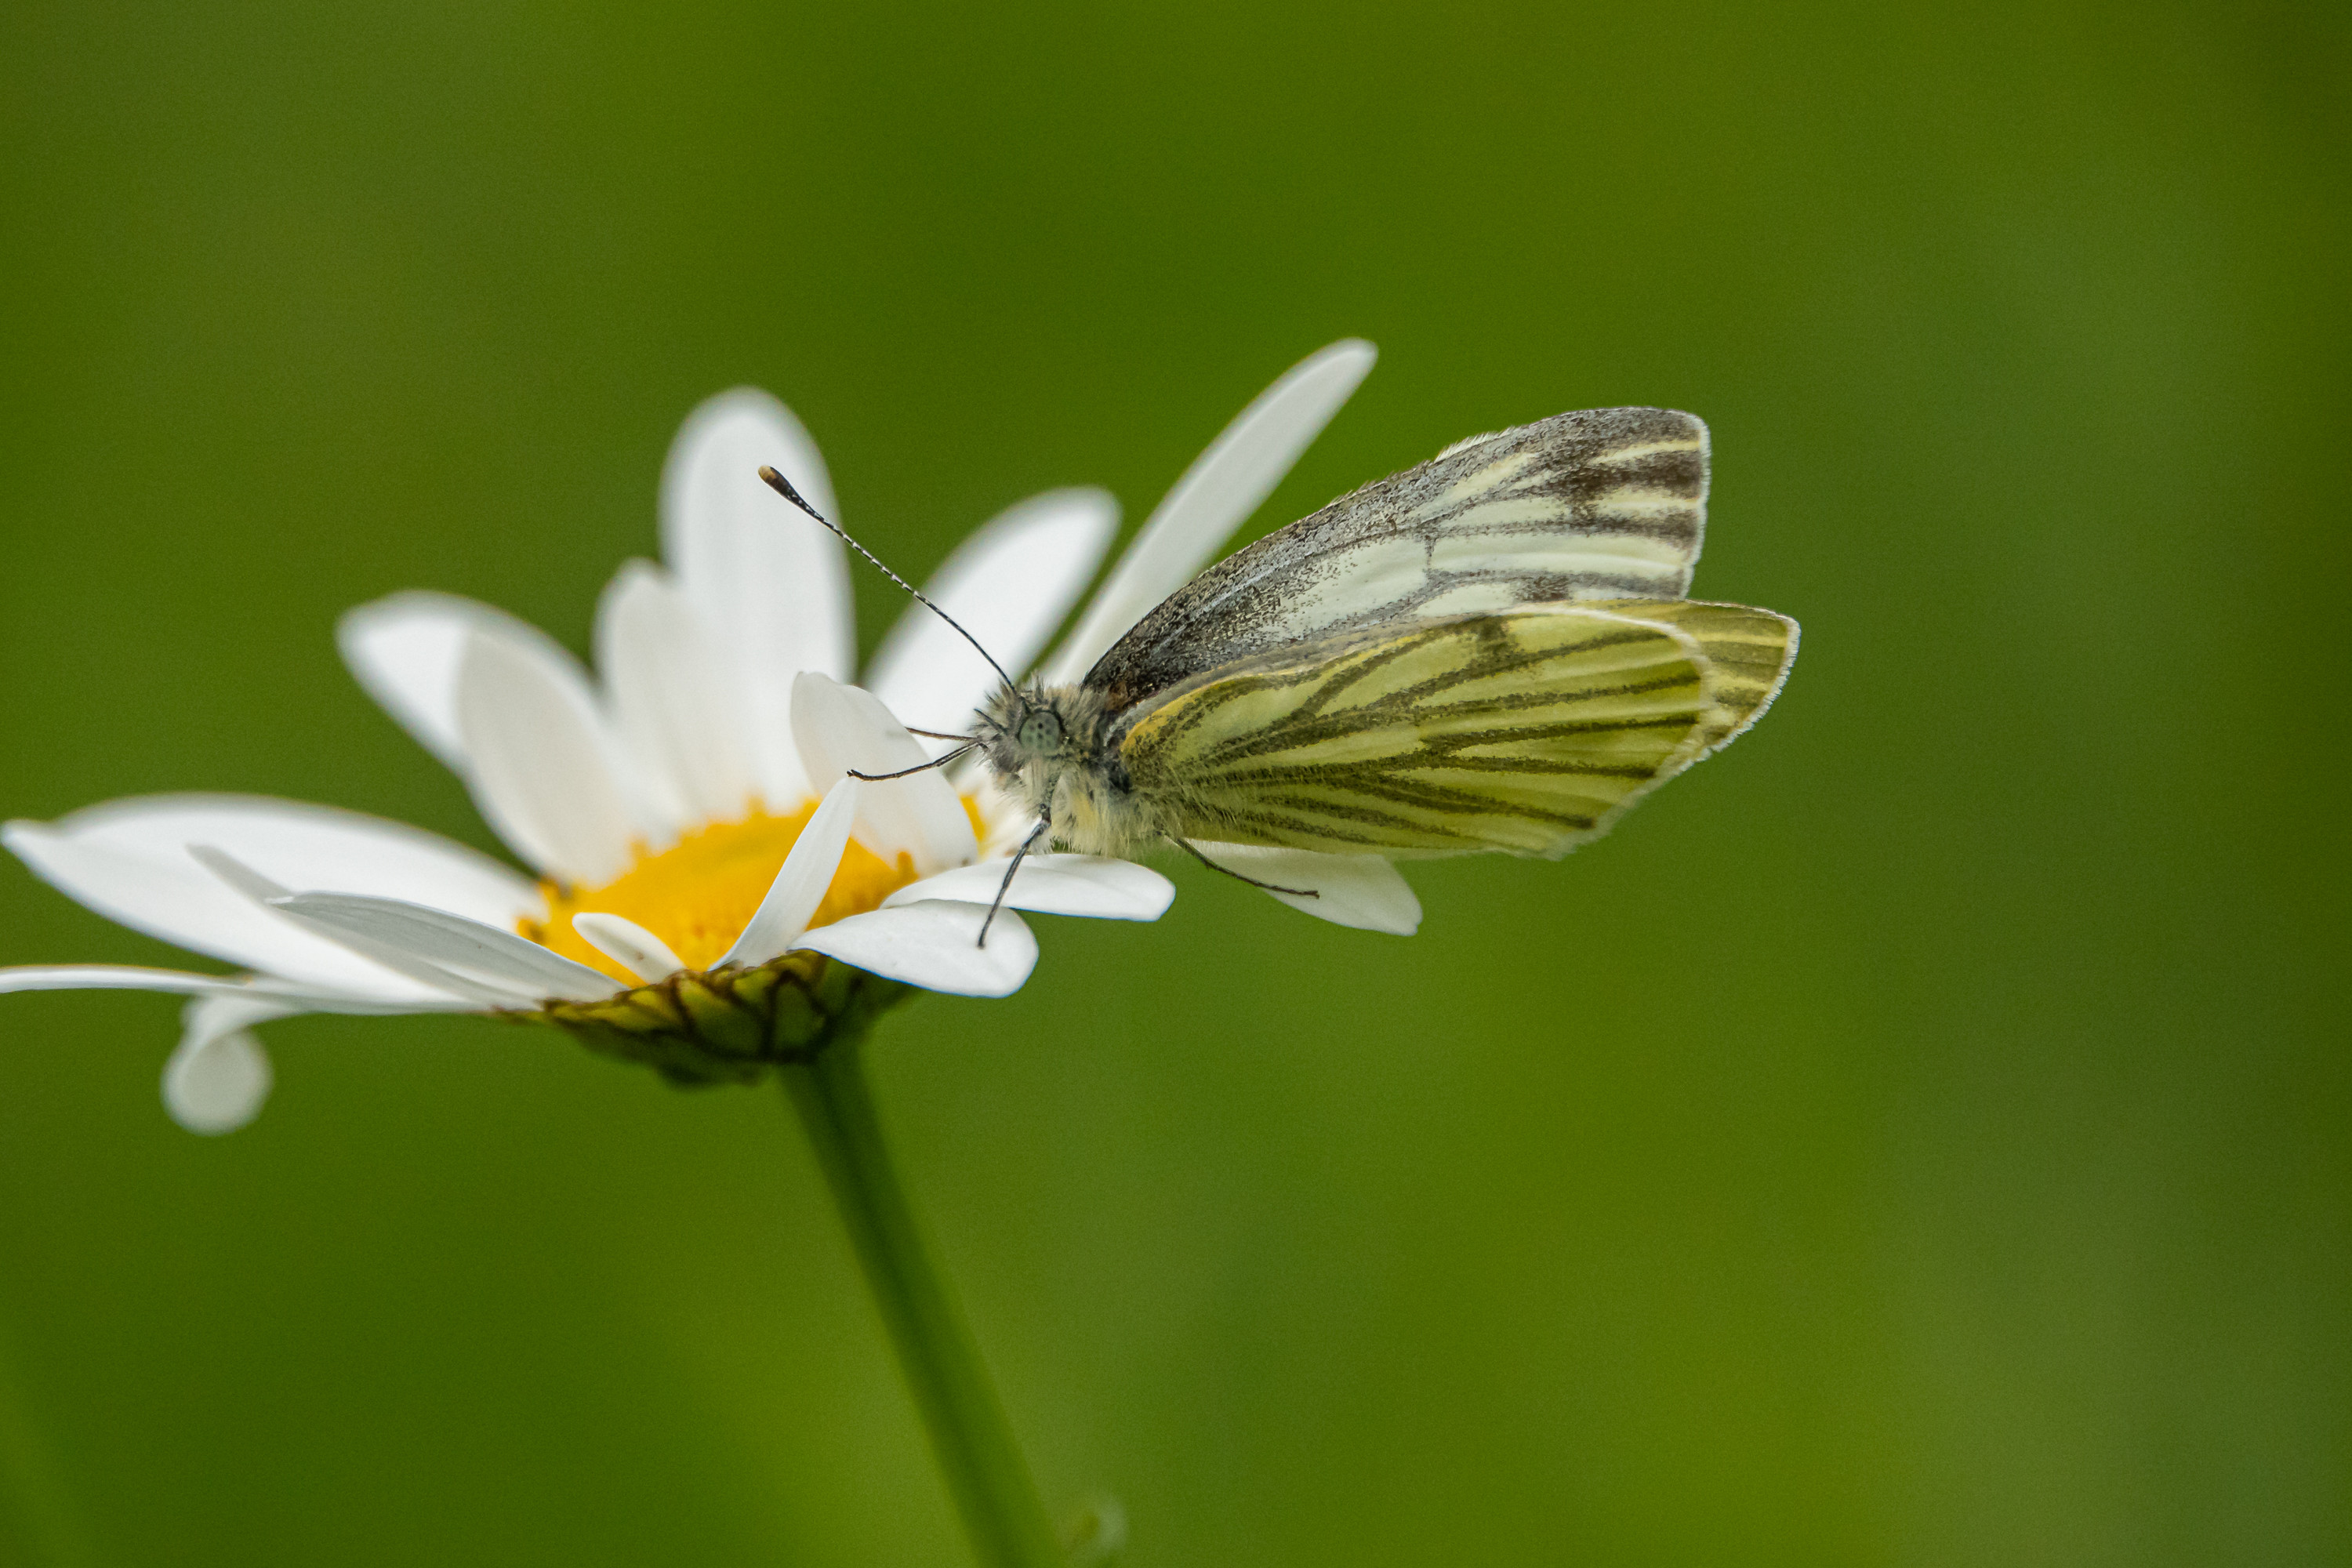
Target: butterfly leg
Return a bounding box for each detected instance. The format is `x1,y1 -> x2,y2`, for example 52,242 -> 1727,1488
977,818 -> 1051,947
1168,837 -> 1319,899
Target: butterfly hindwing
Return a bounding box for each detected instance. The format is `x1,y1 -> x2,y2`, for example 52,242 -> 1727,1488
1583,598 -> 1801,754
1116,603 -> 1790,860
1084,408 -> 1708,714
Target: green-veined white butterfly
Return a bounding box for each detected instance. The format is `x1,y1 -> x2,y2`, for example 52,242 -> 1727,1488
762,350 -> 1796,941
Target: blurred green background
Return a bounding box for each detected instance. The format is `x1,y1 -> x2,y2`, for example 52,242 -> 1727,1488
2,1 -> 2346,1563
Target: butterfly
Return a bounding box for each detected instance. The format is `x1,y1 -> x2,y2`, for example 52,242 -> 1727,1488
762,362 -> 1795,942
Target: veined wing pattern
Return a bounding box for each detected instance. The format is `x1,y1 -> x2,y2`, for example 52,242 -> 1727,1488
1085,407 -> 1709,714
1116,602 -> 1794,860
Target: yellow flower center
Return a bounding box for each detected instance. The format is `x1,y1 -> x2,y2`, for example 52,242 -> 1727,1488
522,804 -> 920,984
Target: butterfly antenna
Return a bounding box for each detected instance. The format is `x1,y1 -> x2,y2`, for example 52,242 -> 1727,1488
758,466 -> 1018,691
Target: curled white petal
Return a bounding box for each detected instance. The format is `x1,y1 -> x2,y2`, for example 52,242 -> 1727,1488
1044,340 -> 1376,681
1185,843 -> 1421,935
165,1030 -> 271,1135
660,387 -> 849,808
572,913 -> 687,985
163,993 -> 289,1134
791,900 -> 1037,998
720,779 -> 858,967
456,631 -> 637,885
269,893 -> 619,1004
866,488 -> 1119,740
596,560 -> 754,834
887,855 -> 1174,921
789,673 -> 976,878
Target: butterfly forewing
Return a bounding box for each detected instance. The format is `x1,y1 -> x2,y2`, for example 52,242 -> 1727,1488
1084,408 -> 1708,714
1117,607 -> 1756,859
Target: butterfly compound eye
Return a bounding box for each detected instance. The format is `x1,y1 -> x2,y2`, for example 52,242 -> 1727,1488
1016,709 -> 1065,754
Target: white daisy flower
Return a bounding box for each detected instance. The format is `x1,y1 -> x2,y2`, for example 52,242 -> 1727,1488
0,343 -> 1378,1133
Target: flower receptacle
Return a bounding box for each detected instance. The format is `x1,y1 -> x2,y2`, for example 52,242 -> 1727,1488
524,951 -> 910,1086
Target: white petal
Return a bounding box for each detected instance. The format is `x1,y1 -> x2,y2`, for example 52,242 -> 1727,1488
338,592 -> 593,775
1042,340 -> 1377,682
660,388 -> 851,808
572,913 -> 687,984
887,855 -> 1174,921
792,900 -> 1036,998
270,893 -> 619,1004
866,488 -> 1119,739
3,809 -> 481,1004
163,994 -> 289,1134
189,845 -> 528,1009
596,560 -> 756,831
456,631 -> 637,884
0,965 -> 274,998
40,793 -> 539,924
1185,843 -> 1421,935
789,673 -> 977,878
720,778 -> 858,967
343,594 -> 669,846
955,766 -> 1035,857
0,965 -> 441,1013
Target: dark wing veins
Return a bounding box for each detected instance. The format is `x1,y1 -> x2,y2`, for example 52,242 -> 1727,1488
1082,406 -> 1708,718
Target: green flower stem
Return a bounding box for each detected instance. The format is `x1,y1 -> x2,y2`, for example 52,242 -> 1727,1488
781,1030 -> 1065,1568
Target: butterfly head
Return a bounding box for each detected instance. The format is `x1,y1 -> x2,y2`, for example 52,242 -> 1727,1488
974,681 -> 1122,836
1014,706 -> 1065,755
978,682 -> 1100,769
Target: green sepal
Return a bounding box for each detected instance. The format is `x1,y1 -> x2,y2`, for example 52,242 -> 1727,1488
517,951 -> 911,1087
